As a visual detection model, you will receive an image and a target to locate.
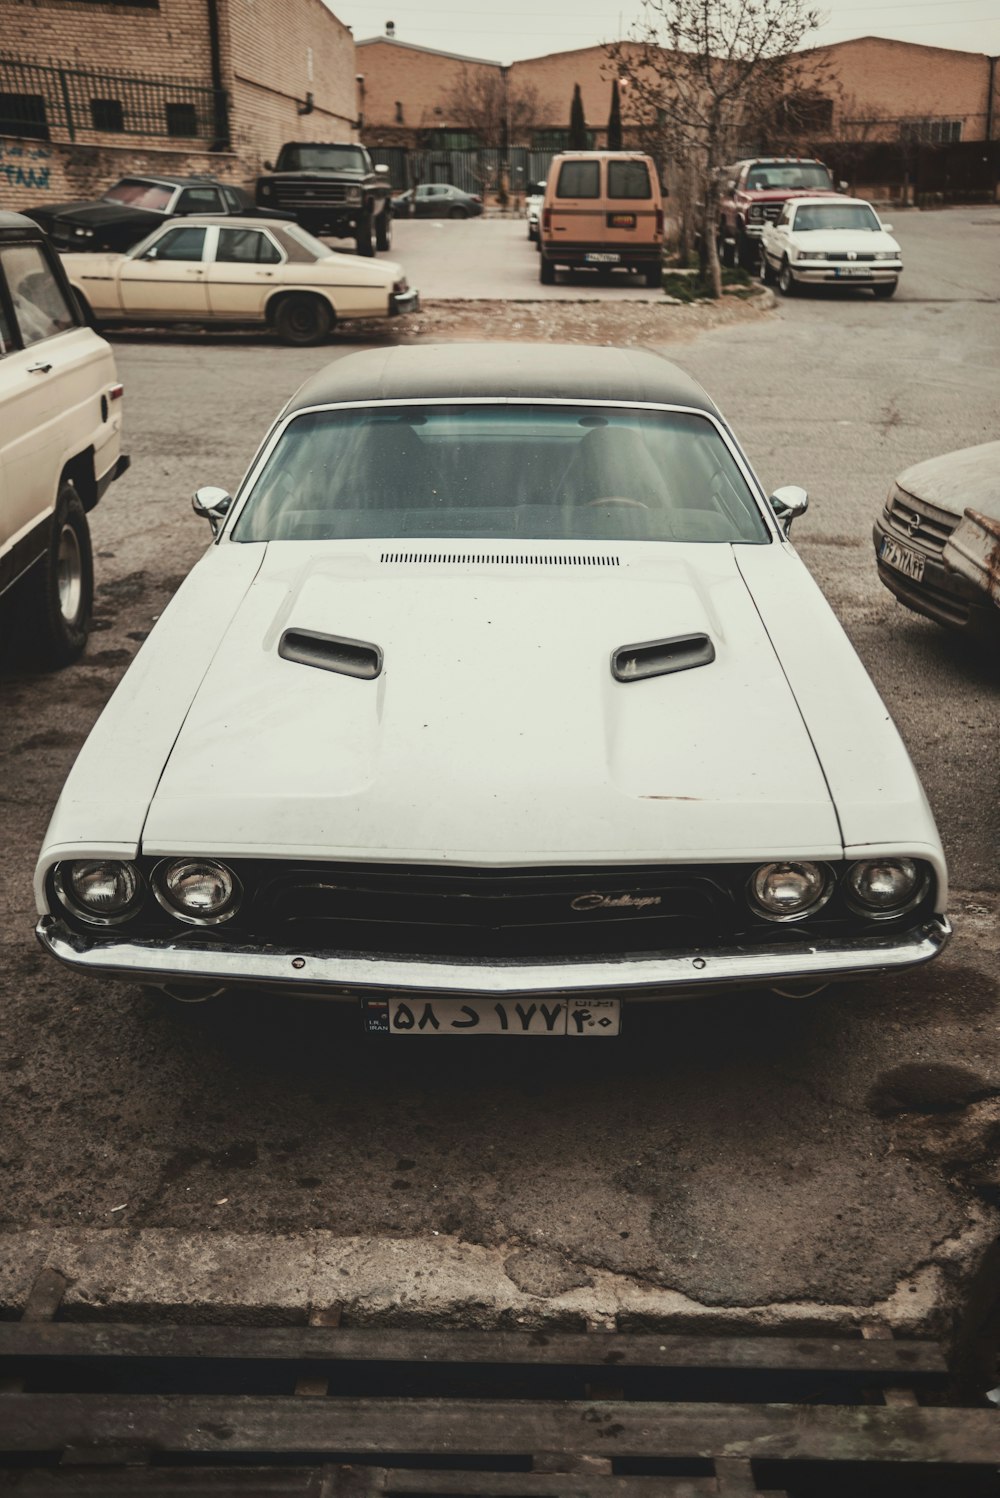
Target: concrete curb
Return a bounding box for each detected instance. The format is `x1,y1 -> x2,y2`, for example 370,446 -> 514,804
3,1213 -> 994,1332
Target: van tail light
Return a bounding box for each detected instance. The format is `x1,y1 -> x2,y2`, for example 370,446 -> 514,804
109,383 -> 124,401
655,207 -> 664,236
542,207 -> 551,233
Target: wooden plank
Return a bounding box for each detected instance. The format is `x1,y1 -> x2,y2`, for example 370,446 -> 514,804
0,1324 -> 949,1379
0,1395 -> 995,1464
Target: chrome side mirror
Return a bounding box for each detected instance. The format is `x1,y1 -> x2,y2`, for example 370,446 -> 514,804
192,486 -> 233,537
769,485 -> 808,536
375,162 -> 390,176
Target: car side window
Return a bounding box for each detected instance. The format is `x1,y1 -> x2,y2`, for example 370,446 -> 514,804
177,188 -> 223,214
0,244 -> 76,348
146,226 -> 207,262
216,228 -> 282,264
222,187 -> 243,212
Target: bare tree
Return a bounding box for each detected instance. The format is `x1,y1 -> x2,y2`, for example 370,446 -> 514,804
606,1 -> 833,296
440,67 -> 542,150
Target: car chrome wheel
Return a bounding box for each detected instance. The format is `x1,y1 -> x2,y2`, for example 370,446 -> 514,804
778,260 -> 797,296
56,520 -> 84,624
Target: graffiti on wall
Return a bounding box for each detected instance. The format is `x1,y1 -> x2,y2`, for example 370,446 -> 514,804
0,140 -> 54,191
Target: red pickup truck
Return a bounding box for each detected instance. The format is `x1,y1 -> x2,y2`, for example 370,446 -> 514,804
717,157 -> 845,270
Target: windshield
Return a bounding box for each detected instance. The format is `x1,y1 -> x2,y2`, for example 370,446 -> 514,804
232,404 -> 769,546
794,203 -> 881,232
276,145 -> 368,172
102,179 -> 174,211
746,164 -> 832,190
273,223 -> 332,260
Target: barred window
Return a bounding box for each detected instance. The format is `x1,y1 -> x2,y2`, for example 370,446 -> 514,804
900,118 -> 962,144
90,97 -> 124,131
0,91 -> 48,140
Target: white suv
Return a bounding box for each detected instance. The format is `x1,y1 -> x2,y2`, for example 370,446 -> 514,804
0,210 -> 129,666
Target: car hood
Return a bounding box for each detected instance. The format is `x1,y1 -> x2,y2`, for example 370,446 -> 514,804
896,440 -> 1000,522
139,542 -> 843,864
53,202 -> 158,227
789,229 -> 899,254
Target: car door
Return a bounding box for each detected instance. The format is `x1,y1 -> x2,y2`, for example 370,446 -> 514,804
206,226 -> 284,321
413,185 -> 435,218
0,238 -> 101,587
118,224 -> 211,319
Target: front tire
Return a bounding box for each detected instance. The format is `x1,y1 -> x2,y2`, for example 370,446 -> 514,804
22,481 -> 94,668
872,279 -> 898,299
354,214 -> 375,257
719,233 -> 737,269
375,209 -> 392,251
778,259 -> 798,297
759,251 -> 775,286
539,255 -> 555,285
272,294 -> 333,346
737,232 -> 759,271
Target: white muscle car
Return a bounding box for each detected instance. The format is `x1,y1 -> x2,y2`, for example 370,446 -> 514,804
35,345 -> 949,1036
759,196 -> 902,299
61,216 -> 418,346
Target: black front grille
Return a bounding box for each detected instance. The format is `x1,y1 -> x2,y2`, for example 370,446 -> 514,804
272,181 -> 356,209
251,864 -> 732,959
884,486 -> 957,555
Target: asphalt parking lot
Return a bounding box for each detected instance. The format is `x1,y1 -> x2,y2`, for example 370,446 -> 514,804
0,207 -> 997,1339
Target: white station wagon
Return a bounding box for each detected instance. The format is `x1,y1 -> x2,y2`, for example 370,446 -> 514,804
760,196 -> 902,299
61,216 -> 418,346
35,345 -> 949,1036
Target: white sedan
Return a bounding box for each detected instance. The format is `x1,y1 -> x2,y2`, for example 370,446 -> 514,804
61,216 -> 418,345
760,196 -> 902,298
34,345 -> 949,1033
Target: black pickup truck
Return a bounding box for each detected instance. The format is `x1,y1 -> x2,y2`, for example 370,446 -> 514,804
255,143 -> 393,254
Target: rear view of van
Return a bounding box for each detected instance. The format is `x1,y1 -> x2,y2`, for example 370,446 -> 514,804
539,152 -> 664,287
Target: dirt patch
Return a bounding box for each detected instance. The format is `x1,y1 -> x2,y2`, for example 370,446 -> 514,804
396,293 -> 773,347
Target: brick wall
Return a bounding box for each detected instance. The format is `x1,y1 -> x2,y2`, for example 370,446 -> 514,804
0,134 -> 250,210
1,0 -> 212,76
227,0 -> 358,170
356,37 -> 500,140
814,37 -> 994,141
0,0 -> 359,208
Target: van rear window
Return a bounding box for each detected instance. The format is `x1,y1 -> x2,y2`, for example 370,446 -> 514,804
556,161 -> 600,198
607,161 -> 651,198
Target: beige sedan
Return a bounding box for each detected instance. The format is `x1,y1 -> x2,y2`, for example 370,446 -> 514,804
61,216 -> 418,345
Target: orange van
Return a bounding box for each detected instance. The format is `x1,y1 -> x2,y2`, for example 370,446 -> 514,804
539,151 -> 664,287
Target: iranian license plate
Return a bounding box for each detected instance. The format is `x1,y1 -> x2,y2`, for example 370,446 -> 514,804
880,535 -> 925,581
364,996 -> 621,1037
585,252 -> 620,263
835,266 -> 873,277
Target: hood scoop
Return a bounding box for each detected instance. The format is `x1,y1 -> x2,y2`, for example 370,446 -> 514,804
380,551 -> 619,568
279,628 -> 383,680
612,633 -> 715,682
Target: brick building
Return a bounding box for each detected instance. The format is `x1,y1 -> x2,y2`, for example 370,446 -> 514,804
355,31 -> 999,156
0,0 -> 358,212
355,36 -> 499,148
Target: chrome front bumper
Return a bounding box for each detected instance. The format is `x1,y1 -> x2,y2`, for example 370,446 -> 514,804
390,288 -> 421,316
36,914 -> 952,1001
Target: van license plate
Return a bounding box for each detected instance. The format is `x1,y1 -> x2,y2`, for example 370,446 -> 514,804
586,252 -> 620,263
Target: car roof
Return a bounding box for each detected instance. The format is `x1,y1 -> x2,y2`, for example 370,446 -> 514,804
0,209 -> 45,234
285,344 -> 719,416
788,196 -> 868,208
112,174 -> 224,187
148,215 -> 294,229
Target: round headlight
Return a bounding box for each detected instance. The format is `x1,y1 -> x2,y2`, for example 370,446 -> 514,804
749,861 -> 831,922
56,860 -> 142,924
846,858 -> 924,917
153,859 -> 241,925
